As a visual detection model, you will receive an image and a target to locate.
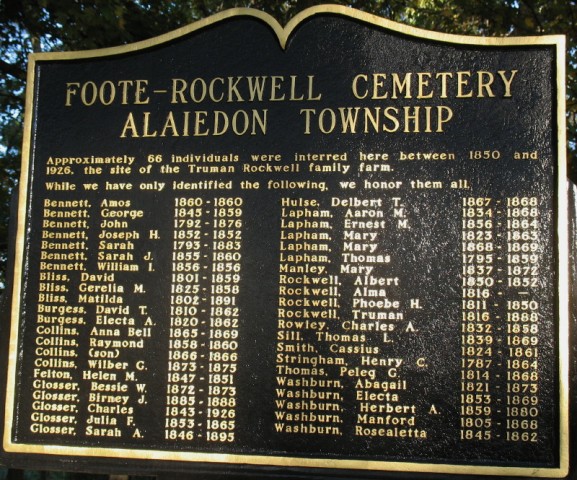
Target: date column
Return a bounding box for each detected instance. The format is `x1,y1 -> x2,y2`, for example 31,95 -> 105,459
205,197 -> 243,443
504,196 -> 541,443
165,197 -> 203,442
460,197 -> 496,441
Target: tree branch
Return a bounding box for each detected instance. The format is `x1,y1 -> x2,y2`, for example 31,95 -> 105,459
519,0 -> 544,31
0,91 -> 23,104
0,58 -> 26,81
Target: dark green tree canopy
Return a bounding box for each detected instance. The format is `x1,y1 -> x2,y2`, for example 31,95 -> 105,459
1,0 -> 576,288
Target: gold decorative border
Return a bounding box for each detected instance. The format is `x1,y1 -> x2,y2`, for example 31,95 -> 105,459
5,5 -> 568,477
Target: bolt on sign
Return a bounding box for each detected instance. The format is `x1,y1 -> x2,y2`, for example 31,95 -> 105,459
0,5 -> 570,478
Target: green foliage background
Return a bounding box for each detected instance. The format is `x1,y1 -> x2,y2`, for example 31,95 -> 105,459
0,0 -> 575,477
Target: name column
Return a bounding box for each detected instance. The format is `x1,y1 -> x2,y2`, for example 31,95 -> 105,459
275,197 -> 344,436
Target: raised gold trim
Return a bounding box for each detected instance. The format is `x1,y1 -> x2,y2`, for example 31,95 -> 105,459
5,5 -> 568,478
22,5 -> 565,62
554,34 -> 570,478
4,48 -> 39,455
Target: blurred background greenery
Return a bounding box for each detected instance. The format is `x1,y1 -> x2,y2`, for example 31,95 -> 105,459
1,0 -> 575,478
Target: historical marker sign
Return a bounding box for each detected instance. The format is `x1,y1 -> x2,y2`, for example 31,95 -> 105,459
0,6 -> 569,477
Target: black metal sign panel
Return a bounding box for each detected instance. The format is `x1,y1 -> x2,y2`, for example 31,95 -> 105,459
0,6 -> 569,478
